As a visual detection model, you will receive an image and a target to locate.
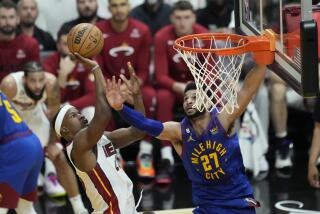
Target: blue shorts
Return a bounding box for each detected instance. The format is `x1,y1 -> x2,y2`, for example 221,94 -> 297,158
193,206 -> 256,214
0,132 -> 43,208
193,197 -> 259,214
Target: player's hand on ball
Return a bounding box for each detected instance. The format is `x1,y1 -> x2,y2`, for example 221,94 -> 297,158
73,52 -> 99,71
105,76 -> 125,110
308,165 -> 320,188
120,62 -> 141,96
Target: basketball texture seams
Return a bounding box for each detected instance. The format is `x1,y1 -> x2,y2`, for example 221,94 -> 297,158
67,23 -> 104,58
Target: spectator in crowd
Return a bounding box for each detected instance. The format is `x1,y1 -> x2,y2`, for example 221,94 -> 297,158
0,61 -> 88,214
96,0 -> 157,179
43,26 -> 95,121
196,0 -> 234,33
17,0 -> 56,51
131,0 -> 171,36
61,0 -> 104,30
153,0 -> 208,183
0,0 -> 39,80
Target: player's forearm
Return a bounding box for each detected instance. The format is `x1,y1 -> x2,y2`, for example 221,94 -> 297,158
92,66 -> 111,119
118,105 -> 163,137
133,92 -> 145,116
309,123 -> 320,166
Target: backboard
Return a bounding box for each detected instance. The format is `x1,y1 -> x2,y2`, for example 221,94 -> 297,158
235,0 -> 319,97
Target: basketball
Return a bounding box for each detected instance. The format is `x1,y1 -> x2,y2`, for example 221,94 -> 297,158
67,23 -> 104,58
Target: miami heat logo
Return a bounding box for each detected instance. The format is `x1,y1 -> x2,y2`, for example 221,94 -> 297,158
191,140 -> 227,180
109,42 -> 134,57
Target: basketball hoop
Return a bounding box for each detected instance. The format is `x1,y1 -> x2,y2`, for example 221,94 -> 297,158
174,29 -> 275,114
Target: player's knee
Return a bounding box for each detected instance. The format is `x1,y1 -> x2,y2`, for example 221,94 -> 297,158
270,83 -> 287,101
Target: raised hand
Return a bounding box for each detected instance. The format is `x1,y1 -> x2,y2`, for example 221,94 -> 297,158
105,76 -> 125,110
120,62 -> 141,96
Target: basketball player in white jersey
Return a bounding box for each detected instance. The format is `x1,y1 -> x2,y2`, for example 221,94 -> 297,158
53,53 -> 145,213
0,61 -> 88,214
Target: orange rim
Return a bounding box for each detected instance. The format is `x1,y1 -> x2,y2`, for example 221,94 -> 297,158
174,30 -> 275,56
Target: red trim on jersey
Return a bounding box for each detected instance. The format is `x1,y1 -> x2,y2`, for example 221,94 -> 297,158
0,183 -> 19,208
21,190 -> 37,201
87,163 -> 121,214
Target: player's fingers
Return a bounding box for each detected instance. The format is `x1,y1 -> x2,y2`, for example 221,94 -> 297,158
117,78 -> 122,89
120,74 -> 130,87
127,62 -> 135,76
106,79 -> 111,91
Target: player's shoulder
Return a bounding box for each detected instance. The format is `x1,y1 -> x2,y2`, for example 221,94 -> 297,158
193,24 -> 209,33
154,25 -> 174,40
0,74 -> 17,98
17,33 -> 39,46
96,19 -> 109,30
129,18 -> 149,32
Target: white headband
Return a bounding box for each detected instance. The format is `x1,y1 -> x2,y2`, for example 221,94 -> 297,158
54,104 -> 74,137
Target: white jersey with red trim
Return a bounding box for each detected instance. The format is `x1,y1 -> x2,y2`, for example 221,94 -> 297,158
66,135 -> 137,214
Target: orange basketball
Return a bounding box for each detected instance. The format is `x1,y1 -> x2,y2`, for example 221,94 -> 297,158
67,23 -> 104,58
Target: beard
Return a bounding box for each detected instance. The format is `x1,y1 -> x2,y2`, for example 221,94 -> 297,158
24,84 -> 45,101
79,8 -> 97,22
186,108 -> 206,119
21,19 -> 35,28
0,26 -> 15,35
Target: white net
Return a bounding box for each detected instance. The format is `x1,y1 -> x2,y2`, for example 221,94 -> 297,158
175,35 -> 246,114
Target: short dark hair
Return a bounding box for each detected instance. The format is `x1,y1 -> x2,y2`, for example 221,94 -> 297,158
0,0 -> 17,11
171,0 -> 194,14
23,61 -> 43,76
57,25 -> 72,41
184,81 -> 197,93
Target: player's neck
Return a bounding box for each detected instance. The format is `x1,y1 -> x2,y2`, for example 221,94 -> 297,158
20,24 -> 35,37
189,112 -> 211,135
0,32 -> 16,41
111,19 -> 129,33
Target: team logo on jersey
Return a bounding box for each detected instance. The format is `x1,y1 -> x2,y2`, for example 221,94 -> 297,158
191,140 -> 227,181
210,126 -> 218,135
66,76 -> 80,89
130,28 -> 141,38
16,49 -> 26,59
187,134 -> 196,142
109,42 -> 134,57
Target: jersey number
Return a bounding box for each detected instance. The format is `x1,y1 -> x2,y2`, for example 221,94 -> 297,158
200,152 -> 219,171
3,100 -> 22,123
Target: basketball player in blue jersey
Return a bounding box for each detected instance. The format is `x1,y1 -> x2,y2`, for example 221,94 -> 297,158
105,63 -> 267,213
0,91 -> 43,214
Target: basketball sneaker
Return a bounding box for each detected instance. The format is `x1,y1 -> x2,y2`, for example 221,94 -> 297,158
155,159 -> 174,184
137,154 -> 155,178
275,139 -> 293,178
44,172 -> 66,198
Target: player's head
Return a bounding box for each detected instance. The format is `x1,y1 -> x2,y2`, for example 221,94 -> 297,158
0,0 -> 19,36
17,0 -> 38,28
76,0 -> 98,22
145,0 -> 162,6
57,25 -> 72,57
170,0 -> 195,37
108,0 -> 130,23
183,82 -> 205,119
52,105 -> 89,142
23,61 -> 46,101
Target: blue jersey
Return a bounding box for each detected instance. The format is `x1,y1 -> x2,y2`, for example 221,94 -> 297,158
0,92 -> 29,142
180,111 -> 253,208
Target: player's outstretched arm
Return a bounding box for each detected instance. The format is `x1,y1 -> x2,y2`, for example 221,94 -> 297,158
308,121 -> 320,188
106,62 -> 146,148
105,79 -> 182,145
73,53 -> 112,150
218,64 -> 266,132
